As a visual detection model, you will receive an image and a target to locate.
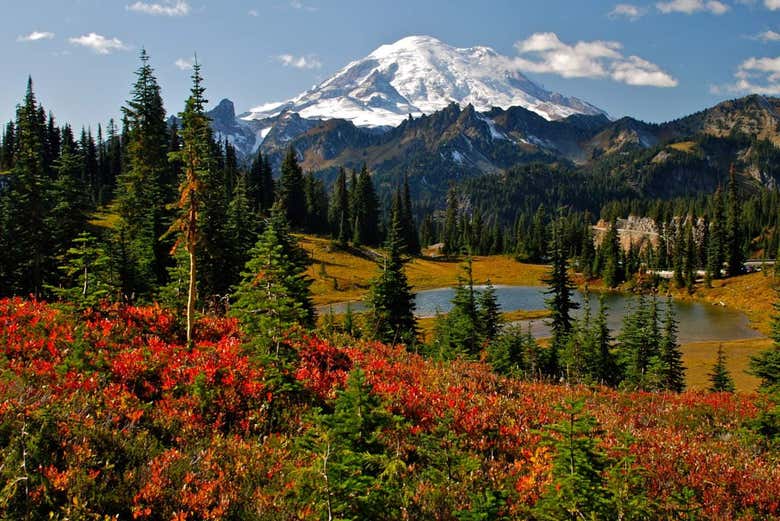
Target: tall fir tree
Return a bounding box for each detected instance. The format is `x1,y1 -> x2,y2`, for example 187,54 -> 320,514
477,280 -> 502,343
400,174 -> 420,255
116,50 -> 172,298
601,218 -> 622,288
649,298 -> 685,392
442,187 -> 460,255
248,149 -> 275,213
167,60 -> 214,344
328,167 -> 351,246
226,173 -> 258,288
725,165 -> 744,277
543,217 -> 579,377
5,78 -> 50,296
706,188 -> 725,285
278,146 -> 307,229
231,209 -> 314,352
351,163 -> 380,246
365,204 -> 417,346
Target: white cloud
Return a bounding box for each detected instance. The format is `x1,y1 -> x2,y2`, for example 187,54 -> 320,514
512,32 -> 678,87
17,31 -> 55,42
248,9 -> 259,16
69,33 -> 129,55
289,0 -> 318,11
276,54 -> 322,69
126,0 -> 190,16
754,30 -> 780,41
766,0 -> 780,9
608,4 -> 647,20
656,0 -> 730,14
714,55 -> 780,94
175,57 -> 195,70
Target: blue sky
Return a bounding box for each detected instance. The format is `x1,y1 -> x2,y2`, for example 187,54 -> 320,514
2,0 -> 779,129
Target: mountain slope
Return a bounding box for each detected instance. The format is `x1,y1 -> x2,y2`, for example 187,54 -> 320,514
242,35 -> 605,128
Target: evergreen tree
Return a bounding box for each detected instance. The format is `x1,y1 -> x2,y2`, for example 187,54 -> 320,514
617,295 -> 659,390
298,368 -> 405,520
304,171 -> 328,233
750,287 -> 780,394
231,210 -> 314,351
586,295 -> 619,386
543,217 -> 579,376
532,399 -> 615,521
683,218 -> 697,293
278,146 -> 306,229
708,345 -> 735,393
167,61 -> 213,344
328,167 -> 350,246
601,218 -> 622,288
351,164 -> 380,246
226,173 -> 258,289
5,77 -> 49,296
477,280 -> 502,343
116,50 -> 172,298
580,224 -> 596,278
433,259 -> 482,357
726,165 -> 744,277
442,187 -> 460,255
706,188 -> 725,284
400,174 -> 420,255
48,232 -> 116,308
48,138 -> 91,264
248,149 -> 275,213
0,121 -> 15,170
649,298 -> 686,392
366,207 -> 417,346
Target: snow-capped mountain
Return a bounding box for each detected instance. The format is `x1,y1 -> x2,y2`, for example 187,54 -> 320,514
242,35 -> 605,128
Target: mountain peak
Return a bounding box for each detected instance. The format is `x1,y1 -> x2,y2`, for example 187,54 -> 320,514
244,35 -> 605,127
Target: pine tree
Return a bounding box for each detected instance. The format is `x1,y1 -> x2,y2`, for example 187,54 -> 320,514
226,173 -> 258,289
5,77 -> 50,296
726,165 -> 744,277
683,217 -> 697,294
351,164 -> 380,246
708,345 -> 735,393
304,171 -> 328,233
231,210 -> 314,351
167,60 -> 213,344
434,259 -> 482,357
586,295 -> 619,386
116,50 -> 172,298
298,368 -> 405,520
400,175 -> 420,255
602,218 -> 622,288
478,280 -> 502,342
278,146 -> 306,229
442,187 -> 460,255
750,287 -> 780,394
532,399 -> 615,520
706,188 -> 725,284
248,149 -> 274,213
543,218 -> 579,376
365,206 -> 417,346
48,138 -> 91,263
580,224 -> 596,278
649,297 -> 686,392
617,295 -> 659,390
49,232 -> 116,308
329,167 -> 351,245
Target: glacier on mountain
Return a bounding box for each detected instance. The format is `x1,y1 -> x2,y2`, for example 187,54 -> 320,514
242,35 -> 605,128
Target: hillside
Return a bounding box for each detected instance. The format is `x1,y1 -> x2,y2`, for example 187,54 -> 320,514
0,298 -> 777,519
